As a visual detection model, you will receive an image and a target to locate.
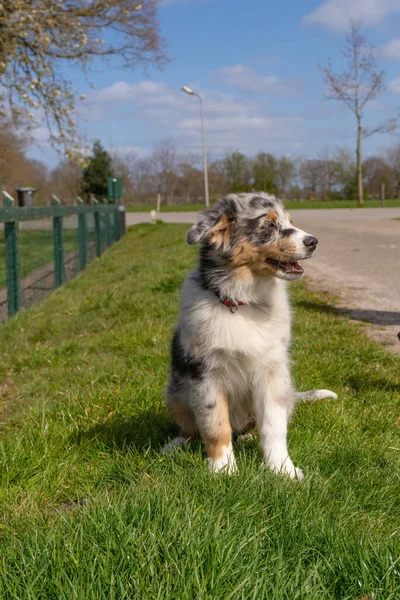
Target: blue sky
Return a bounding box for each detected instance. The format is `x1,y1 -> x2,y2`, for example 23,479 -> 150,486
30,0 -> 400,167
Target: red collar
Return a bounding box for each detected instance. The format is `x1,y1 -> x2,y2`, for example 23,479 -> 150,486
213,290 -> 246,313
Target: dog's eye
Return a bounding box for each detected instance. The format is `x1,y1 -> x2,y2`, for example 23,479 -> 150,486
266,221 -> 277,230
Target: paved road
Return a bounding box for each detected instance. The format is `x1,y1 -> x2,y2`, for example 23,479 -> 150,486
126,211 -> 198,225
127,208 -> 400,352
292,208 -> 400,352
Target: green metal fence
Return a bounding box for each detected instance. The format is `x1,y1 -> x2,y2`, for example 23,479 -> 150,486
0,192 -> 124,321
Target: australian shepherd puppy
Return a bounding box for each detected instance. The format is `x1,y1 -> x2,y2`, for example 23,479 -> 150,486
164,193 -> 336,478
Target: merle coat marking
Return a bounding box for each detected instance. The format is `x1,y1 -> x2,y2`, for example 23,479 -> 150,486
163,193 -> 337,477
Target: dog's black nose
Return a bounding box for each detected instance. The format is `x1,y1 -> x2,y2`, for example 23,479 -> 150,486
303,235 -> 318,249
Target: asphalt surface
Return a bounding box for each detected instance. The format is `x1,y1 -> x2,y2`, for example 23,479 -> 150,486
293,208 -> 400,352
127,208 -> 400,352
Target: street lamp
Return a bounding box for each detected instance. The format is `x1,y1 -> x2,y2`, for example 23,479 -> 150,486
181,86 -> 210,208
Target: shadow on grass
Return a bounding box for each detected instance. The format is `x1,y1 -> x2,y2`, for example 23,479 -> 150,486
72,409 -> 178,453
297,300 -> 400,327
347,374 -> 400,393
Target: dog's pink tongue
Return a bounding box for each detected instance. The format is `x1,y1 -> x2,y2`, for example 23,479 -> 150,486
285,261 -> 304,274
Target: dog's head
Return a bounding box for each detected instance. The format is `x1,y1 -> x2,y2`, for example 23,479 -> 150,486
186,193 -> 318,281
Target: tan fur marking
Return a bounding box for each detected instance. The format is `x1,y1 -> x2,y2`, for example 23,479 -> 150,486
231,240 -> 262,266
230,239 -> 298,274
205,431 -> 232,460
198,390 -> 232,461
233,265 -> 254,282
167,398 -> 197,436
210,214 -> 232,251
287,212 -> 293,223
276,242 -> 297,255
267,210 -> 279,222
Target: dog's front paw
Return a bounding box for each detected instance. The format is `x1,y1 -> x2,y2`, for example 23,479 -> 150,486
208,460 -> 238,476
292,466 -> 304,480
208,453 -> 237,476
268,457 -> 304,480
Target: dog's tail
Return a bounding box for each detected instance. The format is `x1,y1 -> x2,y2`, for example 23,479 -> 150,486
295,389 -> 337,403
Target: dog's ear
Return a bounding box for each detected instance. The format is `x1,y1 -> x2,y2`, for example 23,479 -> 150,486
186,196 -> 238,248
186,209 -> 222,245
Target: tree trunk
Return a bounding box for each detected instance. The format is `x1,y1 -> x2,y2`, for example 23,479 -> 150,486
356,118 -> 363,206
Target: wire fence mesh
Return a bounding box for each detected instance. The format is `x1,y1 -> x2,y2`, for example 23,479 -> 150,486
0,194 -> 125,322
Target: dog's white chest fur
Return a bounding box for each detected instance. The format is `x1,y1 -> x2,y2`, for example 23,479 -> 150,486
164,192 -> 337,479
181,271 -> 291,361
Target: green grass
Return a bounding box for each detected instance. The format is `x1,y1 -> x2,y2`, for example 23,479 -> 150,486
0,224 -> 399,599
126,198 -> 400,212
285,198 -> 400,210
126,203 -> 206,212
0,229 -> 78,289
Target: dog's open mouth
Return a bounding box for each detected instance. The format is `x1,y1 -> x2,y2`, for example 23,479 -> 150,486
265,258 -> 305,275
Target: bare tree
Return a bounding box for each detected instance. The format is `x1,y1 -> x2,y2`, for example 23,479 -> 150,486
177,153 -> 202,204
0,0 -> 167,154
0,119 -> 28,188
152,138 -> 178,204
48,159 -> 82,204
276,156 -> 296,197
0,117 -> 50,200
252,153 -> 277,194
385,144 -> 400,198
299,159 -> 324,198
223,151 -> 251,193
209,159 -> 229,199
315,149 -> 340,199
131,156 -> 156,204
320,21 -> 396,206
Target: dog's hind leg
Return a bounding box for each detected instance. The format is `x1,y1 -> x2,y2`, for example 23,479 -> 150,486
295,389 -> 337,403
161,433 -> 190,455
234,419 -> 256,443
162,397 -> 197,455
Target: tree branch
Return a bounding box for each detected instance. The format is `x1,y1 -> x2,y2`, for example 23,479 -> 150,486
363,117 -> 398,139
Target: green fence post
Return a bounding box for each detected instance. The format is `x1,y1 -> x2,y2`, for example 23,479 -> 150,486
113,202 -> 120,242
3,192 -> 21,317
92,197 -> 102,257
52,196 -> 65,288
105,206 -> 112,248
77,197 -> 87,270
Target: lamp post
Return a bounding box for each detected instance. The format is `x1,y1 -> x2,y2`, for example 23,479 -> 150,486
181,86 -> 210,208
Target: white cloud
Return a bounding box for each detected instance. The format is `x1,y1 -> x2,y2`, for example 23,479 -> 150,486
381,38 -> 400,59
302,0 -> 400,31
388,77 -> 400,93
177,114 -> 303,155
213,65 -> 302,95
179,115 -> 301,135
86,79 -> 306,156
88,80 -> 255,121
94,80 -> 167,104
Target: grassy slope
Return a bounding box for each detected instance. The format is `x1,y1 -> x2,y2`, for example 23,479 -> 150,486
125,199 -> 400,212
0,224 -> 399,599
